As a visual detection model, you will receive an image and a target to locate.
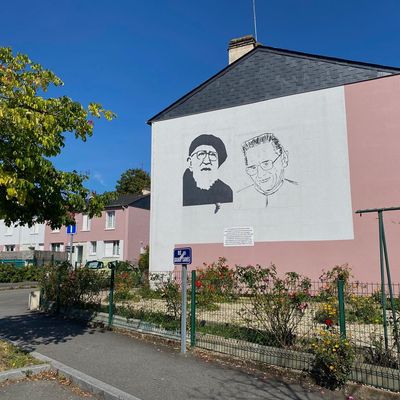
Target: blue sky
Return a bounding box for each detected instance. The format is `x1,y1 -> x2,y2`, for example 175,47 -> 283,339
2,0 -> 400,192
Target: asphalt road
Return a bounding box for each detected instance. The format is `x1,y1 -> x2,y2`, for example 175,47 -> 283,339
0,289 -> 345,400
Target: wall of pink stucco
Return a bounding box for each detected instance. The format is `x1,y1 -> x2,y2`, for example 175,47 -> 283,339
177,75 -> 400,282
126,208 -> 150,262
44,209 -> 126,249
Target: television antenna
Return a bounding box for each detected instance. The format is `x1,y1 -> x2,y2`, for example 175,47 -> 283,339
252,0 -> 258,41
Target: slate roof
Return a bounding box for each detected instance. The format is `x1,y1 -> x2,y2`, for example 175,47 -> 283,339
148,45 -> 400,124
105,193 -> 150,210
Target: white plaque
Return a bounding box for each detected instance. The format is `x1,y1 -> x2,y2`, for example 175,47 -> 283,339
224,227 -> 254,247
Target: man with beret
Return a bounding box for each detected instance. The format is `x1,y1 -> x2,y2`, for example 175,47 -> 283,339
183,134 -> 233,208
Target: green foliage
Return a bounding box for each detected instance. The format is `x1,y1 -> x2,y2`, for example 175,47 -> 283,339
315,265 -> 383,325
236,264 -> 311,348
0,340 -> 41,371
347,294 -> 382,324
315,295 -> 382,326
114,269 -> 143,302
115,168 -> 150,195
150,273 -> 181,320
317,264 -> 353,300
310,329 -> 355,390
40,262 -> 108,310
0,47 -> 115,227
115,260 -> 136,273
0,264 -> 40,282
136,285 -> 162,300
195,258 -> 236,310
117,305 -> 180,331
196,321 -> 288,347
364,334 -> 398,369
314,298 -> 338,325
138,246 -> 149,273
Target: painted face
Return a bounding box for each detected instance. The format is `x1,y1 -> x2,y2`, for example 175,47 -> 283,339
188,145 -> 219,190
245,141 -> 288,195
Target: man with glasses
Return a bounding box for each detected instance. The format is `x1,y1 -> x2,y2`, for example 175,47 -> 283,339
240,133 -> 298,206
183,134 -> 233,210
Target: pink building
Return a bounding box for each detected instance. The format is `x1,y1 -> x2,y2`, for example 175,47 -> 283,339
44,194 -> 150,266
148,36 -> 400,282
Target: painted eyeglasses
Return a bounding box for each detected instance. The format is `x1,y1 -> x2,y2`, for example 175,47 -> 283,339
191,150 -> 218,162
246,154 -> 281,176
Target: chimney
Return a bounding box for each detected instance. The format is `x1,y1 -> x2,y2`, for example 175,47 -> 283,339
228,35 -> 257,64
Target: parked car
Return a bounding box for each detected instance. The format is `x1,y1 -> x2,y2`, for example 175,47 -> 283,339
84,260 -> 105,270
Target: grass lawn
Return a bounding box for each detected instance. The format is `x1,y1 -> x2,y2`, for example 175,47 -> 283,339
0,340 -> 41,371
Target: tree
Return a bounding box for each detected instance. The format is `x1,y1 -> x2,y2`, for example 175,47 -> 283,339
115,168 -> 150,195
0,47 -> 115,228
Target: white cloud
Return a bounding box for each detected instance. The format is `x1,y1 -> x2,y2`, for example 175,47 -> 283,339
93,171 -> 106,187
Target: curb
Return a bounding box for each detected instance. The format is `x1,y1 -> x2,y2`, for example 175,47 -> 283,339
32,352 -> 142,400
0,363 -> 51,382
0,282 -> 38,291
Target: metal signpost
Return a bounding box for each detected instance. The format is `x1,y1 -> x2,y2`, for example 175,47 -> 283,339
173,247 -> 192,354
66,225 -> 76,267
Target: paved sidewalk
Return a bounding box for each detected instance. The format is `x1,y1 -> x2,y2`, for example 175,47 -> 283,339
0,378 -> 100,400
0,289 -> 345,400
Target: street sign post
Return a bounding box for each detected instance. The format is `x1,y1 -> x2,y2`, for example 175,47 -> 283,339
173,247 -> 192,354
66,225 -> 76,267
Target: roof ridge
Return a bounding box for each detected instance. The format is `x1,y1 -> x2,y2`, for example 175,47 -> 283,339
257,45 -> 400,72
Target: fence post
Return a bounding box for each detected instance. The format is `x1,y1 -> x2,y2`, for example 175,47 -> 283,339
190,270 -> 197,347
378,211 -> 389,350
56,263 -> 61,315
108,263 -> 116,328
337,279 -> 346,339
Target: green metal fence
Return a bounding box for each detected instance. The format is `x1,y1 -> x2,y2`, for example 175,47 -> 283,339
42,264 -> 400,391
108,269 -> 400,390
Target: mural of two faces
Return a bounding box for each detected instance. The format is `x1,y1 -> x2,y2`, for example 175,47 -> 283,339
150,86 -> 354,274
183,132 -> 298,212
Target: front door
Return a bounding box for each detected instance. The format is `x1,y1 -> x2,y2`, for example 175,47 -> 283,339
77,246 -> 83,266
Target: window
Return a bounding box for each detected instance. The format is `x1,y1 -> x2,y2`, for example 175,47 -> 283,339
5,226 -> 13,236
104,240 -> 119,257
51,243 -> 63,252
52,228 -> 60,233
82,214 -> 91,231
113,240 -> 120,256
105,211 -> 115,229
5,245 -> 15,251
89,241 -> 97,255
30,224 -> 39,234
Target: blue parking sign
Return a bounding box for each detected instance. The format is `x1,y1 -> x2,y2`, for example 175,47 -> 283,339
66,225 -> 76,234
173,247 -> 192,265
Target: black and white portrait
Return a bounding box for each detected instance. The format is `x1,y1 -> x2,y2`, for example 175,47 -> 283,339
239,133 -> 298,206
183,134 -> 233,208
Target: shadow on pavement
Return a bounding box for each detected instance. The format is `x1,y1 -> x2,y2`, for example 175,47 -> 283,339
0,312 -> 101,351
185,366 -> 344,400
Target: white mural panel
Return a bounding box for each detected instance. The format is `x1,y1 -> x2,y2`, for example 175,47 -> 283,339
150,86 -> 353,271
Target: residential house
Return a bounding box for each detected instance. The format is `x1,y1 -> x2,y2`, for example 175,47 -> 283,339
0,220 -> 44,252
147,35 -> 400,281
44,193 -> 150,266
